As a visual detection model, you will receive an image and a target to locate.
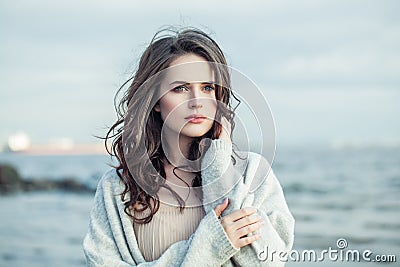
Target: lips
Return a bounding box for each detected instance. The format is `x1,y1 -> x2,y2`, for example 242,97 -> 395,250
185,114 -> 207,124
184,114 -> 207,119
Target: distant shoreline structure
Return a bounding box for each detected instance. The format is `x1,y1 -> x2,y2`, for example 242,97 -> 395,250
3,132 -> 109,155
3,143 -> 108,155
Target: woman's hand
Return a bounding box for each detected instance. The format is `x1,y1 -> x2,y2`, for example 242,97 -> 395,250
214,198 -> 264,249
219,116 -> 232,141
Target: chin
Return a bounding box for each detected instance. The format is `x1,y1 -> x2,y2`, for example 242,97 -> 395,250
182,132 -> 209,138
179,122 -> 214,138
181,128 -> 212,139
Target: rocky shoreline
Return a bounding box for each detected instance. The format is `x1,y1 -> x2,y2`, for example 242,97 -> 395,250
0,163 -> 95,194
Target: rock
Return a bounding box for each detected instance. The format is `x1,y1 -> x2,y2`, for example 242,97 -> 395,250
0,163 -> 94,194
0,164 -> 23,193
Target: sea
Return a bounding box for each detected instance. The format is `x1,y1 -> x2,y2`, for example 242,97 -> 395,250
0,145 -> 399,266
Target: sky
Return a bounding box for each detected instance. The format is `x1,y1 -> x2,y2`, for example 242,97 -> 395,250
0,0 -> 399,148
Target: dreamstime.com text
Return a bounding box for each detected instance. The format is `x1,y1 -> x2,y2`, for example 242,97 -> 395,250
257,238 -> 397,263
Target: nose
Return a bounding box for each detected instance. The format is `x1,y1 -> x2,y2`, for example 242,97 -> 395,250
188,86 -> 203,109
188,99 -> 203,109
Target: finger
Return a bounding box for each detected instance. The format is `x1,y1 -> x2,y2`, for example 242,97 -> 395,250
221,116 -> 231,131
236,234 -> 261,248
221,214 -> 261,234
223,207 -> 257,222
214,198 -> 229,218
235,221 -> 265,238
231,213 -> 262,230
219,116 -> 232,140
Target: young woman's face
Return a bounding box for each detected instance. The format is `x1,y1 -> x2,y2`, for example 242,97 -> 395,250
155,53 -> 217,139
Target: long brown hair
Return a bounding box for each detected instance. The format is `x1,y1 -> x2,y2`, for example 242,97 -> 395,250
105,27 -> 237,224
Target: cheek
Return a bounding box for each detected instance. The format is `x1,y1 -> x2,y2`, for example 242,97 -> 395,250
205,98 -> 218,116
159,96 -> 182,120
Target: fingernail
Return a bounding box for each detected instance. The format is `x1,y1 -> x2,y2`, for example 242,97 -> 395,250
260,221 -> 266,225
222,198 -> 229,205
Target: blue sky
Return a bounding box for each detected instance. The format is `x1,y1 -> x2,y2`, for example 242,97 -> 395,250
0,0 -> 399,147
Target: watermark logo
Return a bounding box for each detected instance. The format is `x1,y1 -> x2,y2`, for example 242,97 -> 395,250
258,238 -> 397,263
336,238 -> 348,249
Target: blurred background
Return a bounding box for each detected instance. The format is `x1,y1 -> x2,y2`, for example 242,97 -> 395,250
0,0 -> 399,266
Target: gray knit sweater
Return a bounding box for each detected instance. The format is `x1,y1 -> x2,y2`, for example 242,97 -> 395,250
83,139 -> 295,266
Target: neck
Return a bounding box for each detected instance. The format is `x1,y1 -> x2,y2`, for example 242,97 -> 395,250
161,128 -> 194,168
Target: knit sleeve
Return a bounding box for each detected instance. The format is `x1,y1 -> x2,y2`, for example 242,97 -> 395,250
200,140 -> 295,266
230,160 -> 295,266
83,171 -> 135,267
83,170 -> 239,267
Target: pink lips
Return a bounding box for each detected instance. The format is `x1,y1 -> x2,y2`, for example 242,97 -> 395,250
185,114 -> 207,124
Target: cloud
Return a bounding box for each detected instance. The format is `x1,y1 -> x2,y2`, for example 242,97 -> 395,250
0,0 -> 399,144
277,49 -> 400,82
256,18 -> 400,86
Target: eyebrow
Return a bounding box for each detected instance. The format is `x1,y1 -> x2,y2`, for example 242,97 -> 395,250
169,80 -> 215,85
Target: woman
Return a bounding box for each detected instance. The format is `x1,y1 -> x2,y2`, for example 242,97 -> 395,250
83,27 -> 294,266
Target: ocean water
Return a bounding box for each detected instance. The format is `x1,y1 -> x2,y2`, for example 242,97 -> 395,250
0,145 -> 399,266
277,146 -> 400,266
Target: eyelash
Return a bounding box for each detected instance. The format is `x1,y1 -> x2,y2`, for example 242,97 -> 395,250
204,85 -> 215,91
172,85 -> 215,93
172,85 -> 188,92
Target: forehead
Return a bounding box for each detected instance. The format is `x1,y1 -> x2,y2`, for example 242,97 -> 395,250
162,55 -> 215,85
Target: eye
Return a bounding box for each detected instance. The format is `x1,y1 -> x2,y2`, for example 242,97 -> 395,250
203,84 -> 215,92
172,85 -> 188,93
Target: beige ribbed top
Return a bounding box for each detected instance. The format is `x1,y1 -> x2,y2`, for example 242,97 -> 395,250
133,201 -> 206,261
